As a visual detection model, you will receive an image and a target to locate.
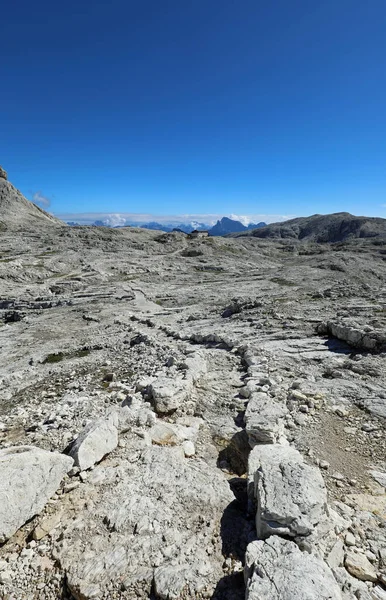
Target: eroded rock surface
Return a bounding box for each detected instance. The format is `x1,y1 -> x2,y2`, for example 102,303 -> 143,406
57,444 -> 234,599
244,536 -> 342,600
244,392 -> 288,446
248,444 -> 327,538
0,446 -> 73,542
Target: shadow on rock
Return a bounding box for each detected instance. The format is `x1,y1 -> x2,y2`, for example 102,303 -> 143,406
220,478 -> 251,560
210,571 -> 245,600
217,430 -> 249,476
210,477 -> 253,599
323,337 -> 352,355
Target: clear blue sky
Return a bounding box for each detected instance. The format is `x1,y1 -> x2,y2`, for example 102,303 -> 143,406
2,0 -> 386,220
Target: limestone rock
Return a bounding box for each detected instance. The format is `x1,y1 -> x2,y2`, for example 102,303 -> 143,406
181,351 -> 207,383
244,392 -> 288,446
345,550 -> 378,582
324,319 -> 386,353
372,586 -> 386,600
149,376 -> 191,414
0,166 -> 7,180
326,539 -> 345,568
69,417 -> 118,471
245,536 -> 342,600
150,422 -> 179,446
154,564 -> 193,599
0,446 -> 73,543
57,444 -> 233,599
249,444 -> 327,538
33,510 -> 63,541
182,440 -> 195,457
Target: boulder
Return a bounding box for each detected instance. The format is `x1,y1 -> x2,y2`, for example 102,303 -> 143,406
244,392 -> 288,446
344,550 -> 378,582
326,539 -> 345,568
245,536 -> 342,600
248,444 -> 327,538
0,166 -> 7,180
69,417 -> 118,471
149,376 -> 191,414
0,446 -> 73,543
150,422 -> 179,446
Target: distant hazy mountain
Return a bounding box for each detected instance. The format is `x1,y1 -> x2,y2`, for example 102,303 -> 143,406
138,222 -> 172,232
236,212 -> 386,243
66,216 -> 267,235
247,221 -> 267,230
209,217 -> 266,236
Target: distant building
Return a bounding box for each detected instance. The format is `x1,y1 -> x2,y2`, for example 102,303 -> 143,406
190,230 -> 209,238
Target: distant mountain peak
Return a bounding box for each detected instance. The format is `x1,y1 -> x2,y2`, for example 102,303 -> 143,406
209,217 -> 266,236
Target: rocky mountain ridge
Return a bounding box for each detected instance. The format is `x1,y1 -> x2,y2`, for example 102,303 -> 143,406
0,169 -> 65,230
237,212 -> 386,243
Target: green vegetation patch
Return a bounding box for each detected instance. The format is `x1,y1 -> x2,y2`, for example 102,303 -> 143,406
43,348 -> 90,364
43,352 -> 64,364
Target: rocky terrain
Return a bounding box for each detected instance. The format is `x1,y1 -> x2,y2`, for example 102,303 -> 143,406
0,173 -> 386,599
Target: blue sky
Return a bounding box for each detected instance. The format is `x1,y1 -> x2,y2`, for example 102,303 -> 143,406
2,0 -> 386,223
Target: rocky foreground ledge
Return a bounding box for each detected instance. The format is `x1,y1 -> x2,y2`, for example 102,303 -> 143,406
0,223 -> 385,599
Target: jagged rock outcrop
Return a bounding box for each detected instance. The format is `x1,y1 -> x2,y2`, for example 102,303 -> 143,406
0,176 -> 65,229
318,319 -> 386,352
244,536 -> 342,600
0,446 -> 73,542
0,165 -> 7,180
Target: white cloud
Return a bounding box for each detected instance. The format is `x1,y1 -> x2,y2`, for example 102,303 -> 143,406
229,214 -> 251,226
102,213 -> 127,227
32,191 -> 51,207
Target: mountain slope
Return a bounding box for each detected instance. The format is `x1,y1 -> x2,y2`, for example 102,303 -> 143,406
209,217 -> 266,236
237,212 -> 386,243
0,176 -> 65,230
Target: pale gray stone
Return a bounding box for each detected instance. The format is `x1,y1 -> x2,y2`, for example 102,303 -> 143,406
69,417 -> 118,471
149,376 -> 192,414
0,446 -> 73,543
244,392 -> 288,446
57,444 -> 233,599
245,537 -> 342,600
326,539 -> 345,568
249,444 -> 327,537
